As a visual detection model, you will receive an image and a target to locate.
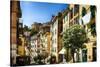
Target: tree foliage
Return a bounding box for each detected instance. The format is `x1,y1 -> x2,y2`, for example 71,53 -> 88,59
30,29 -> 38,36
23,25 -> 38,36
63,24 -> 87,62
23,25 -> 30,31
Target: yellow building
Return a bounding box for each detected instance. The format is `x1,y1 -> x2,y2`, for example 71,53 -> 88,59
50,12 -> 63,63
79,5 -> 97,62
37,24 -> 51,63
45,32 -> 51,56
17,35 -> 25,56
62,4 -> 96,63
62,9 -> 69,32
62,6 -> 72,63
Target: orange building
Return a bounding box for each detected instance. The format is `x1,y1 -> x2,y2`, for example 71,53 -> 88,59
10,0 -> 22,65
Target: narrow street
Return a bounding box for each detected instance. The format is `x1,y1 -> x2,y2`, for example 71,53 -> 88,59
10,0 -> 97,66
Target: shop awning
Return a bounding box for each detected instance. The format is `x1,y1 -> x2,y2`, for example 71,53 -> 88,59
59,47 -> 66,54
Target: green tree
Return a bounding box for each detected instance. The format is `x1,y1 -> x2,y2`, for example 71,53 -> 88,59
63,24 -> 87,62
23,25 -> 38,36
23,25 -> 30,31
30,29 -> 38,36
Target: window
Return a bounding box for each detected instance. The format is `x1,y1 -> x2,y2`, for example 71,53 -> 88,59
74,5 -> 79,15
70,9 -> 73,19
82,49 -> 87,62
52,39 -> 54,44
90,6 -> 96,18
90,6 -> 96,36
74,16 -> 79,24
82,7 -> 87,17
17,23 -> 23,35
17,38 -> 22,45
52,47 -> 56,52
93,47 -> 96,61
32,45 -> 34,47
54,47 -> 56,52
55,29 -> 56,34
90,23 -> 96,36
55,38 -> 56,44
65,15 -> 68,22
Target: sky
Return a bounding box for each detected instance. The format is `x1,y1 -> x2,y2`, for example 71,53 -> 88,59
20,1 -> 68,27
